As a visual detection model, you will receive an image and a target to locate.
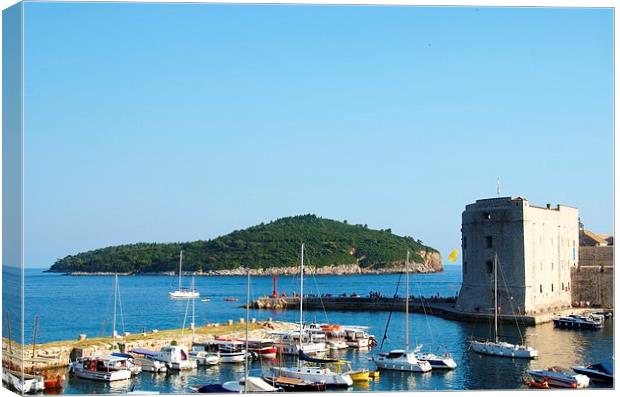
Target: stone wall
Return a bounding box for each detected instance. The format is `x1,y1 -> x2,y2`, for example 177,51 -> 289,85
571,266 -> 614,308
579,246 -> 613,267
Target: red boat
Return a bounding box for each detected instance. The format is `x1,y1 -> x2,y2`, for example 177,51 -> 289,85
43,374 -> 65,391
526,377 -> 550,389
227,337 -> 277,359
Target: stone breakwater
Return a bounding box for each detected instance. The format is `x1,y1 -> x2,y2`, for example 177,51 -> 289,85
1,320 -> 298,371
68,250 -> 442,276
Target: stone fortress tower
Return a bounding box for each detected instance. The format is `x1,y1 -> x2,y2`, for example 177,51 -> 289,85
456,196 -> 579,315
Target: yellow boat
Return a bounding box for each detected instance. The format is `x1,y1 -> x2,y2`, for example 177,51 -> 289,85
369,370 -> 380,380
347,369 -> 371,382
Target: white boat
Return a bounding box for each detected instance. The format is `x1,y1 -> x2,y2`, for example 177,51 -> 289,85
132,356 -> 167,373
2,368 -> 45,393
414,351 -> 457,370
169,251 -> 200,298
70,355 -> 133,382
269,330 -> 326,356
372,250 -> 432,373
528,368 -> 590,388
309,323 -> 349,350
200,340 -> 246,363
270,244 -> 354,388
153,345 -> 197,370
343,326 -> 373,349
222,376 -> 284,392
470,253 -> 538,359
190,351 -> 221,366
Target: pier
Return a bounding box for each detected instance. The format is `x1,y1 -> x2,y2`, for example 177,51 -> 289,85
251,296 -> 608,326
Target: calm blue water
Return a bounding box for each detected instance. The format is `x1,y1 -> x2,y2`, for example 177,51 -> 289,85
15,267 -> 614,392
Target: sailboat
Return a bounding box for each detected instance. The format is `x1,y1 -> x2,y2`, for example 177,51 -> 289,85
372,250 -> 432,372
169,250 -> 199,299
269,244 -> 354,388
470,253 -> 538,358
188,277 -> 220,366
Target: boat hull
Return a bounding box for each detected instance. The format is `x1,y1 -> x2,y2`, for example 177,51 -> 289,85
269,366 -> 353,388
470,341 -> 537,359
527,370 -> 590,389
262,376 -> 327,392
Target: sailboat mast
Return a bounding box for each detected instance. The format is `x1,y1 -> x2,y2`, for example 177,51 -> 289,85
494,253 -> 498,344
113,273 -> 117,339
405,250 -> 410,351
191,277 -> 196,342
244,270 -> 250,394
179,250 -> 183,291
299,243 -> 305,358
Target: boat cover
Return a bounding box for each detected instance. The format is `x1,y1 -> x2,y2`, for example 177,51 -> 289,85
130,348 -> 160,357
299,350 -> 340,364
597,360 -> 614,375
111,352 -> 133,359
195,384 -> 233,393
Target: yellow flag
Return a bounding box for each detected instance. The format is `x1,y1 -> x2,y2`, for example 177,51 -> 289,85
448,249 -> 459,263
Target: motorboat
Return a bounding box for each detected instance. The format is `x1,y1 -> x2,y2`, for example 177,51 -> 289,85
527,368 -> 590,388
111,353 -> 142,375
553,314 -> 604,330
414,350 -> 457,370
263,376 -> 327,392
343,326 -> 374,349
232,338 -> 277,359
168,251 -> 200,299
269,330 -> 326,356
150,345 -> 198,371
374,350 -> 432,372
189,350 -> 221,366
222,376 -> 284,392
200,340 -> 246,363
572,360 -> 613,384
69,355 -> 133,382
309,324 -> 348,350
470,340 -> 538,359
2,368 -> 45,393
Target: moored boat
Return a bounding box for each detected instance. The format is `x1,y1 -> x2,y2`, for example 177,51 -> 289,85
553,314 -> 604,330
572,360 -> 613,384
152,345 -> 197,370
414,351 -> 457,370
470,340 -> 537,359
168,251 -> 200,299
69,356 -> 133,382
263,376 -> 327,392
527,368 -> 590,389
2,368 -> 45,393
221,376 -> 284,393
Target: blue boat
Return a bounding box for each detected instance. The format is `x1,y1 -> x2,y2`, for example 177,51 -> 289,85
572,360 -> 614,384
552,314 -> 603,330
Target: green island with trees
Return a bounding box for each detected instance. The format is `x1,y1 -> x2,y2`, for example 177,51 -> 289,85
47,214 -> 438,274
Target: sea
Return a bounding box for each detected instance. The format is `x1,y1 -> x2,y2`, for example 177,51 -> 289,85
3,266 -> 614,393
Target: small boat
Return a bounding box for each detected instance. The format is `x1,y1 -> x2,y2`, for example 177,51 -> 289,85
111,353 -> 142,375
2,368 -> 45,393
169,251 -> 200,299
527,368 -> 590,389
346,369 -> 370,382
199,340 -> 246,363
189,350 -> 221,366
129,349 -> 168,372
222,376 -> 284,393
69,355 -> 133,382
414,351 -> 457,370
223,297 -> 239,302
43,373 -> 65,391
201,298 -> 210,302
268,330 -> 327,356
572,360 -> 613,384
553,314 -> 604,330
263,376 -> 327,392
231,338 -> 277,359
132,346 -> 196,370
191,384 -> 234,393
342,326 -> 374,349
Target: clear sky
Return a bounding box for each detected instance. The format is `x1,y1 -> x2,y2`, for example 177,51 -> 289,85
22,2 -> 613,267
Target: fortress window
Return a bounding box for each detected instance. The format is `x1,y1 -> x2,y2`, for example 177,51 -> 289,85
551,284 -> 554,292
539,284 -> 543,293
562,282 -> 565,290
463,236 -> 467,250
483,212 -> 491,220
485,236 -> 493,249
486,260 -> 493,273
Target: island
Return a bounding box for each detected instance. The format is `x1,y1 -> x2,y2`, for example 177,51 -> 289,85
47,214 -> 442,275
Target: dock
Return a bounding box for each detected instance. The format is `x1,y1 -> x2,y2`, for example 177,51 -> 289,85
251,296 -> 609,326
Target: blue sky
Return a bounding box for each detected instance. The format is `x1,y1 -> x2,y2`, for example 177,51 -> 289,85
22,3 -> 613,267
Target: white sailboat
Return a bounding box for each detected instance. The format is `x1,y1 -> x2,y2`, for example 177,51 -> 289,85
269,243 -> 354,388
373,250 -> 432,372
169,250 -> 199,299
470,253 -> 538,359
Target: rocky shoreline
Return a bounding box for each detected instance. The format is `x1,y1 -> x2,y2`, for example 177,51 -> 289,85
59,251 -> 443,276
